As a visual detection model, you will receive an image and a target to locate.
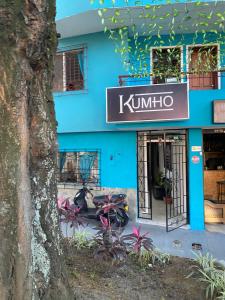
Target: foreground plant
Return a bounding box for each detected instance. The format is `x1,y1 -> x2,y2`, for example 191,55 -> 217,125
121,225 -> 170,268
93,222 -> 171,268
122,225 -> 154,253
97,194 -> 129,227
94,215 -> 127,263
58,196 -> 86,236
134,249 -> 170,269
189,253 -> 225,300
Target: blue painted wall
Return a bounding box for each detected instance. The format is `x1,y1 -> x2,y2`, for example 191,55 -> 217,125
55,0 -> 225,230
55,32 -> 126,134
54,31 -> 225,134
58,131 -> 137,189
188,128 -> 205,230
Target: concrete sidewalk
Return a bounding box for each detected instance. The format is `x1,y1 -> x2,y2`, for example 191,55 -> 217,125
61,221 -> 225,266
127,223 -> 225,266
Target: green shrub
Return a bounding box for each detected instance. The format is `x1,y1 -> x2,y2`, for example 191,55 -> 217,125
190,253 -> 225,300
71,229 -> 94,250
131,249 -> 170,269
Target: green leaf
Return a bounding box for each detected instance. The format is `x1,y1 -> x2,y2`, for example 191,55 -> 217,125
98,10 -> 102,17
115,9 -> 120,17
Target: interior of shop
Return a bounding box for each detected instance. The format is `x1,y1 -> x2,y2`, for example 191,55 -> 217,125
203,129 -> 225,231
148,141 -> 167,225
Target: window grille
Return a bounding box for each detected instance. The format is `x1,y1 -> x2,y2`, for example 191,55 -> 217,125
188,46 -> 218,90
152,47 -> 182,84
53,48 -> 85,92
57,150 -> 101,189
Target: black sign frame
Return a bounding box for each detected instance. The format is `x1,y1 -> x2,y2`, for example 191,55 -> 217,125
106,83 -> 189,123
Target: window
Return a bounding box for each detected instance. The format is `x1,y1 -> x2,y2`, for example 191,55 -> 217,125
188,45 -> 218,90
58,151 -> 100,187
53,48 -> 85,92
152,47 -> 182,84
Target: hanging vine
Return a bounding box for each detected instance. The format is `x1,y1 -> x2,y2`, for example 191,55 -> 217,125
90,0 -> 225,77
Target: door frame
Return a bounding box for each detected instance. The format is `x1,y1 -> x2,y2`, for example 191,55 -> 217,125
137,130 -> 189,231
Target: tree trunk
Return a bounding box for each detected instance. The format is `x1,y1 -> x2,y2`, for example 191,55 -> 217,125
0,1 -> 73,299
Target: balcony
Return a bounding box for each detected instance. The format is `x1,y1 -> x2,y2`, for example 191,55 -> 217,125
118,70 -> 225,91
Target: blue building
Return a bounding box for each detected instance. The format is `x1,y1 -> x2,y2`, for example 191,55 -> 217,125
55,0 -> 225,231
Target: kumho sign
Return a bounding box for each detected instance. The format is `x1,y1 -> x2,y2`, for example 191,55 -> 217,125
106,83 -> 189,123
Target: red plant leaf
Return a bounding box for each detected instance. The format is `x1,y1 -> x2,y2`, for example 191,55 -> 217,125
132,225 -> 141,238
74,207 -> 81,214
141,231 -> 150,239
103,203 -> 117,213
57,196 -> 71,210
133,242 -> 141,253
100,215 -> 109,229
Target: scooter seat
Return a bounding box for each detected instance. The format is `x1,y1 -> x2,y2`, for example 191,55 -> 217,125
93,194 -> 126,205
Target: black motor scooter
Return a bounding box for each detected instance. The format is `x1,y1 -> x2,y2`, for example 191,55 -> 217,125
73,185 -> 129,227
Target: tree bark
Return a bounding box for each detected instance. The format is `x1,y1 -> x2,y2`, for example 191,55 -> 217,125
0,1 -> 73,299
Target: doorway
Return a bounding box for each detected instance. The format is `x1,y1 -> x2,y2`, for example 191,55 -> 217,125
137,130 -> 188,231
203,129 -> 225,232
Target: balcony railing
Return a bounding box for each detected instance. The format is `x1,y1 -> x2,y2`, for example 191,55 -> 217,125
118,70 -> 225,90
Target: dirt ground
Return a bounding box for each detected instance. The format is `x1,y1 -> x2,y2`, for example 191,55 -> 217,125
66,246 -> 207,300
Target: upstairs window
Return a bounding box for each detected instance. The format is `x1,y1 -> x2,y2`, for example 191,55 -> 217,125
58,150 -> 100,188
188,45 -> 218,90
152,47 -> 182,84
53,48 -> 85,92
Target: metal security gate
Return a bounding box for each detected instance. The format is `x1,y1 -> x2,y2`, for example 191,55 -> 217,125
137,131 -> 188,232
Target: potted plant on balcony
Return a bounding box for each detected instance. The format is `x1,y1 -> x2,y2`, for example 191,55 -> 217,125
163,177 -> 173,205
153,172 -> 165,200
